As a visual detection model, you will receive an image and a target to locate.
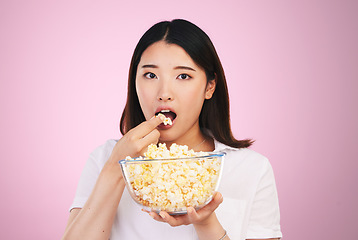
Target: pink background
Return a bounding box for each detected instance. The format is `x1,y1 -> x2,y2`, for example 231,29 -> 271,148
1,0 -> 357,239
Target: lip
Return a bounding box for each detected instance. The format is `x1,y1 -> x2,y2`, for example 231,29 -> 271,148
157,122 -> 174,130
155,106 -> 176,115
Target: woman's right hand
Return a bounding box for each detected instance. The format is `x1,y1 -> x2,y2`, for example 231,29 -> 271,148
108,115 -> 165,164
62,115 -> 165,240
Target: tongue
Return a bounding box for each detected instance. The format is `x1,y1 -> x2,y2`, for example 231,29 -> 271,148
161,112 -> 176,121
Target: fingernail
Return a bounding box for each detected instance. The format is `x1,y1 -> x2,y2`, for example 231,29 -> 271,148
187,207 -> 194,214
157,113 -> 165,121
216,192 -> 223,202
159,212 -> 166,219
149,213 -> 155,219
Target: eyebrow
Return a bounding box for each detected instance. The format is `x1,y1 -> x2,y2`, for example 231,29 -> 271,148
174,66 -> 196,71
141,64 -> 196,71
141,64 -> 158,69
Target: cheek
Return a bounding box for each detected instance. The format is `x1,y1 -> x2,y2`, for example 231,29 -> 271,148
180,86 -> 206,113
136,85 -> 148,102
136,81 -> 155,117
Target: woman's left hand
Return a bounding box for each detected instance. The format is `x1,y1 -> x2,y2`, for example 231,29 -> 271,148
144,192 -> 223,227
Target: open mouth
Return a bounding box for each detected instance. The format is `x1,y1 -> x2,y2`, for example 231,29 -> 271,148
155,109 -> 177,123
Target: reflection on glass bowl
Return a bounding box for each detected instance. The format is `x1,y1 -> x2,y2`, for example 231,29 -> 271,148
119,152 -> 225,215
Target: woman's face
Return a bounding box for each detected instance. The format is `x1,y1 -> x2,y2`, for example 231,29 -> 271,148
136,41 -> 215,144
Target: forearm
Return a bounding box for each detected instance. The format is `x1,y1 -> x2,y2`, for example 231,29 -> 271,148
193,213 -> 230,240
63,161 -> 125,240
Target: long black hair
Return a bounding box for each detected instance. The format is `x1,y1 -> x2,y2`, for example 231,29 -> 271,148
120,19 -> 253,148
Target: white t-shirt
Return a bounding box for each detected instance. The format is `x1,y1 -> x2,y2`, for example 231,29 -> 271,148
70,139 -> 282,239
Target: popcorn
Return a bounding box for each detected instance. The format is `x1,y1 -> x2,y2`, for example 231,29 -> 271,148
157,113 -> 172,125
124,143 -> 221,213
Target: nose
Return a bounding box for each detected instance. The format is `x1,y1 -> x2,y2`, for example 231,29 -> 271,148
159,96 -> 172,101
157,79 -> 173,101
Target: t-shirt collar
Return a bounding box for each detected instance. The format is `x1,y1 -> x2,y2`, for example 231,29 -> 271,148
213,138 -> 238,152
203,128 -> 239,152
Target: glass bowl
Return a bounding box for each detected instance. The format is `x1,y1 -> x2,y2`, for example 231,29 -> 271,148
119,152 -> 225,215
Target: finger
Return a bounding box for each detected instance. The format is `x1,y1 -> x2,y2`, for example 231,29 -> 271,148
208,192 -> 223,210
147,211 -> 166,223
137,129 -> 160,156
213,192 -> 224,204
158,211 -> 183,227
134,114 -> 165,138
141,209 -> 150,213
141,128 -> 160,146
200,192 -> 223,213
186,207 -> 200,222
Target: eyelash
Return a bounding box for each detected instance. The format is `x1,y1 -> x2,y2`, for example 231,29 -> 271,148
177,74 -> 191,80
144,72 -> 157,79
143,72 -> 192,80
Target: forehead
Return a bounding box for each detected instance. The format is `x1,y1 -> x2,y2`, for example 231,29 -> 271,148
139,41 -> 198,68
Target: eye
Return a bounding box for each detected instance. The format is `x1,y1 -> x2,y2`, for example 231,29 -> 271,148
177,74 -> 191,80
144,72 -> 157,79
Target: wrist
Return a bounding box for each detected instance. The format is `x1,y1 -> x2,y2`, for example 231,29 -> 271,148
193,211 -> 216,227
100,160 -> 125,184
194,213 -> 226,240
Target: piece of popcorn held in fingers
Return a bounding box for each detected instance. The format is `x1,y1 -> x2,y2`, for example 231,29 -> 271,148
157,113 -> 172,125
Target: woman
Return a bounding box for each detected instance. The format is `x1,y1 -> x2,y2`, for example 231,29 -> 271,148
63,19 -> 282,240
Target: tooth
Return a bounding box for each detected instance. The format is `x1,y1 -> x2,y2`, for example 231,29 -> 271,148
161,110 -> 170,113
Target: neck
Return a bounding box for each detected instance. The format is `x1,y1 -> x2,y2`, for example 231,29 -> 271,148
159,122 -> 214,151
161,133 -> 213,152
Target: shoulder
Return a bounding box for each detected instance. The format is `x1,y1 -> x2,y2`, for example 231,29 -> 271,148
215,140 -> 275,198
88,139 -> 118,168
214,140 -> 269,170
225,148 -> 271,179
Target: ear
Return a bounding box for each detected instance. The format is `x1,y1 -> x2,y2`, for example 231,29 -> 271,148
205,78 -> 216,99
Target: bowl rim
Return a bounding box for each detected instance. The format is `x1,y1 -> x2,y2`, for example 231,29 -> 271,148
119,151 -> 226,164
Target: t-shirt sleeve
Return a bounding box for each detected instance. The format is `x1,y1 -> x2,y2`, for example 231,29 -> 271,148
69,141 -> 113,211
246,160 -> 283,239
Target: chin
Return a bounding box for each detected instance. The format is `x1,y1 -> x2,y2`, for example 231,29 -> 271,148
158,129 -> 178,143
